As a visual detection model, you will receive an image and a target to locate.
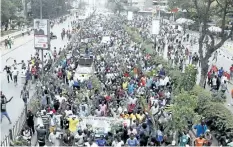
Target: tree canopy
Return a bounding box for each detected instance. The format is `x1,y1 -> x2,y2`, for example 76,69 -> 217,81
30,0 -> 70,19
1,0 -> 22,24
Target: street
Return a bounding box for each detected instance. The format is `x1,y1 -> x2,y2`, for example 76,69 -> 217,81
0,17 -> 72,141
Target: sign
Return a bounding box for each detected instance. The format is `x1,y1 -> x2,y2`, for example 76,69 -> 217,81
101,36 -> 111,43
151,19 -> 160,35
34,19 -> 50,49
127,11 -> 133,21
78,117 -> 122,136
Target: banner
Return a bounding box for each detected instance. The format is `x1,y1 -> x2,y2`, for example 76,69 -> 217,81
78,117 -> 123,136
34,19 -> 50,49
152,19 -> 160,35
127,11 -> 133,21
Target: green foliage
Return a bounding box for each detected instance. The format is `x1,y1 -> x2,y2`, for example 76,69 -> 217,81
1,0 -> 22,23
90,75 -> 101,91
166,90 -> 200,131
31,0 -> 69,19
178,65 -> 197,91
198,102 -> 233,135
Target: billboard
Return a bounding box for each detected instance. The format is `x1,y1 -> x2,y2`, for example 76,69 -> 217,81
34,19 -> 50,49
152,19 -> 160,35
127,11 -> 133,20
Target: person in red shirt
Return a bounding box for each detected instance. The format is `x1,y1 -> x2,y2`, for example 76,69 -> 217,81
124,72 -> 129,77
207,70 -> 212,85
31,66 -> 37,82
230,64 -> 233,80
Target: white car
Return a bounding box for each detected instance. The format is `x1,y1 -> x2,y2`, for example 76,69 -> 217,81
74,57 -> 94,81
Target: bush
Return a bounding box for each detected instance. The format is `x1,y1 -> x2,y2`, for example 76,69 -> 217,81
198,102 -> 233,136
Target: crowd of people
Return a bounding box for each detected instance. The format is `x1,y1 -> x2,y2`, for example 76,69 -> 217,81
12,11 -> 231,147
2,7 -> 233,147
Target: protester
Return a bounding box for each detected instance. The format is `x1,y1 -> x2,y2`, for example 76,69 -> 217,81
1,92 -> 13,124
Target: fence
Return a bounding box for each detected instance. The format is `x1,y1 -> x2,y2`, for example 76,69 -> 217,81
0,10 -> 96,147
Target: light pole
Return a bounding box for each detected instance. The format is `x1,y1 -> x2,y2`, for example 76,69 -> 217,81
40,0 -> 45,85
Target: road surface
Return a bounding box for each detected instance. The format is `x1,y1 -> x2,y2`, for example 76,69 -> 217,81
0,17 -> 73,141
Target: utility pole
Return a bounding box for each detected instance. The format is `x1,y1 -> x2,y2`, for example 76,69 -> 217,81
40,0 -> 44,85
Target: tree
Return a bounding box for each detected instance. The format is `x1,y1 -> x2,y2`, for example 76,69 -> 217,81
168,0 -> 233,86
107,0 -> 127,14
31,0 -> 69,19
176,65 -> 197,92
1,0 -> 22,24
165,90 -> 200,131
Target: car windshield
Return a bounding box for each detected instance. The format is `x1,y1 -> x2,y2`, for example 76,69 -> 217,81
78,58 -> 93,67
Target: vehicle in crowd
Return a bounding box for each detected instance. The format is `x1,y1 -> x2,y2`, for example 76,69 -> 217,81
74,54 -> 94,81
50,32 -> 57,39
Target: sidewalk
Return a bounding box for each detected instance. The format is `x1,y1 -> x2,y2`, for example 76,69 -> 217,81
0,29 -> 31,43
0,34 -> 34,56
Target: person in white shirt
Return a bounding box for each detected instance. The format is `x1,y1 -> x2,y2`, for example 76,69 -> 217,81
151,104 -> 160,116
55,94 -> 67,103
127,126 -> 137,136
12,67 -> 19,85
128,97 -> 137,105
65,108 -> 73,117
49,131 -> 57,145
159,77 -> 165,88
165,90 -> 171,103
84,139 -> 98,147
112,137 -> 124,147
211,76 -> 217,90
74,130 -> 84,146
69,79 -> 74,88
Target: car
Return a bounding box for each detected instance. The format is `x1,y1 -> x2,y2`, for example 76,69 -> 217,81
50,32 -> 57,39
74,56 -> 94,81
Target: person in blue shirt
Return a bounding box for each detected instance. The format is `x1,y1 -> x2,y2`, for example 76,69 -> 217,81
96,135 -> 106,146
128,82 -> 135,94
126,133 -> 139,146
218,67 -> 224,78
194,120 -> 207,137
73,79 -> 80,90
159,67 -> 166,76
146,77 -> 152,88
25,70 -> 31,86
179,131 -> 189,146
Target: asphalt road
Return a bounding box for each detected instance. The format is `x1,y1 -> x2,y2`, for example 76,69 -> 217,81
0,16 -> 73,141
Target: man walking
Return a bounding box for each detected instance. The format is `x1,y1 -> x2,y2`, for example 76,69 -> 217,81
26,110 -> 35,135
21,86 -> 29,105
1,91 -> 13,124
